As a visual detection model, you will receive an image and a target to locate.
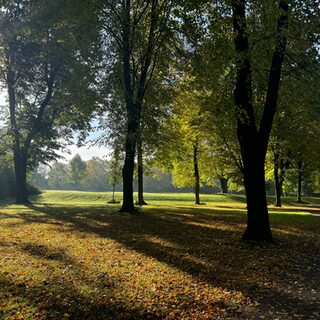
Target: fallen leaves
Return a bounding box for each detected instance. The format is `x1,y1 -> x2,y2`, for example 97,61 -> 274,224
0,193 -> 319,319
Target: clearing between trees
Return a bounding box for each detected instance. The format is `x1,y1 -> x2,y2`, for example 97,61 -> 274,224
0,191 -> 319,319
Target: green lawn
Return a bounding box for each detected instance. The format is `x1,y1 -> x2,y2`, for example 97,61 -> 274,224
0,191 -> 319,319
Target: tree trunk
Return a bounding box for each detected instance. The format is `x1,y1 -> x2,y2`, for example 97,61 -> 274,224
193,143 -> 200,205
297,160 -> 303,203
232,0 -> 288,242
274,152 -> 282,207
118,1 -> 158,213
120,104 -> 140,212
7,65 -> 28,204
219,178 -> 228,194
279,162 -> 285,197
14,150 -> 29,204
6,42 -> 54,205
242,155 -> 273,242
112,184 -> 116,202
279,151 -> 290,197
137,139 -> 147,206
232,0 -> 273,242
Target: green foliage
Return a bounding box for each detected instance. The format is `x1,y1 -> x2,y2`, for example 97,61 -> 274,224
83,157 -> 108,192
67,154 -> 87,190
47,162 -> 70,190
108,149 -> 122,191
0,156 -> 15,199
0,0 -> 99,172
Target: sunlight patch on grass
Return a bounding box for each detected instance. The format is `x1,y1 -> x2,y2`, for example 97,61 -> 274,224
269,209 -> 311,215
184,221 -> 242,232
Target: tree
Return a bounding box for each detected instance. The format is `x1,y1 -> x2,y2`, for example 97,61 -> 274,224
100,0 -> 174,212
0,0 -> 98,203
152,76 -> 214,204
83,157 -> 108,191
108,147 -> 122,204
67,154 -> 86,190
47,162 -> 70,190
31,165 -> 49,190
135,72 -> 173,206
231,0 -> 289,242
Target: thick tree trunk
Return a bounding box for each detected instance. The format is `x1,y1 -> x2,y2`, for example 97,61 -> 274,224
14,150 -> 29,204
232,0 -> 288,242
274,152 -> 282,207
7,66 -> 28,204
219,178 -> 228,194
232,0 -> 273,242
120,103 -> 140,212
297,160 -> 303,203
137,139 -> 147,206
119,1 -> 136,213
121,152 -> 135,212
193,143 -> 200,205
242,157 -> 273,242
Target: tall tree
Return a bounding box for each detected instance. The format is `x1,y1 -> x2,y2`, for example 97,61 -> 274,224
100,0 -> 173,212
47,162 -> 70,190
135,73 -> 173,206
0,0 -> 98,203
154,76 -> 212,204
231,0 -> 289,242
83,157 -> 108,191
108,146 -> 123,204
67,154 -> 86,190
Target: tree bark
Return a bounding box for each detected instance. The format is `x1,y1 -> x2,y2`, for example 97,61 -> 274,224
112,184 -> 116,202
14,150 -> 29,204
137,139 -> 147,205
232,0 -> 288,242
219,178 -> 228,194
297,160 -> 303,203
274,152 -> 282,207
120,104 -> 139,212
119,1 -> 138,212
242,158 -> 273,241
7,63 -> 29,204
193,143 -> 200,205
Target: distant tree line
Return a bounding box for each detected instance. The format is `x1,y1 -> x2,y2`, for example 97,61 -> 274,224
28,152 -> 320,200
29,154 -> 223,194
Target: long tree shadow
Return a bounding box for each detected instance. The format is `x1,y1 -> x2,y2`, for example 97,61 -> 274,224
2,203 -> 319,318
0,235 -> 172,319
0,266 -> 162,320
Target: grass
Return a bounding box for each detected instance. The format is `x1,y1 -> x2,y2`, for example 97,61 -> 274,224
0,191 -> 319,319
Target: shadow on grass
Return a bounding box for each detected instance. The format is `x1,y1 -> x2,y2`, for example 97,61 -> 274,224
1,202 -> 319,319
0,267 -> 161,320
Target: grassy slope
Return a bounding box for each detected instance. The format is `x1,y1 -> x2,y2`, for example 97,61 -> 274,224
0,191 -> 319,319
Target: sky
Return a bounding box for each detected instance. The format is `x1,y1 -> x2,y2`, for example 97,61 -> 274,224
58,139 -> 110,162
0,91 -> 109,161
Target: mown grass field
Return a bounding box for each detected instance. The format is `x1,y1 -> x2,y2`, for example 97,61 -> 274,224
0,191 -> 319,319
